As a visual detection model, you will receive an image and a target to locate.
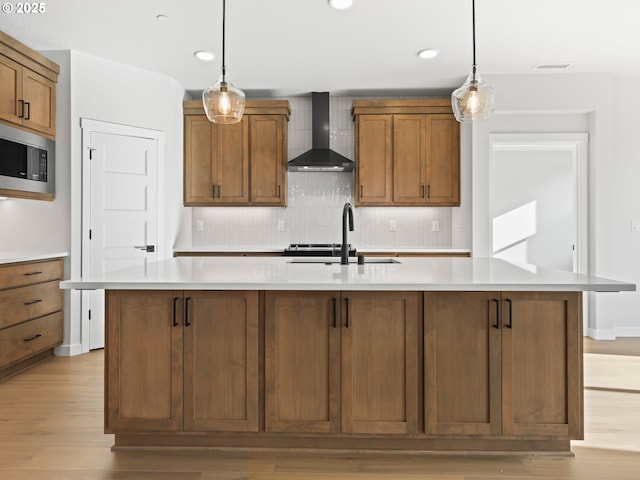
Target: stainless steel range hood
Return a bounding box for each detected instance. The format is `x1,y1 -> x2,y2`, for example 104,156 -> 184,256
287,92 -> 355,172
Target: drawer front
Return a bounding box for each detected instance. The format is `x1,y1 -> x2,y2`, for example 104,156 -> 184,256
0,259 -> 64,290
0,312 -> 63,368
0,281 -> 63,329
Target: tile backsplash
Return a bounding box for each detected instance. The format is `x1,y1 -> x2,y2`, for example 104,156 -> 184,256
191,95 -> 453,248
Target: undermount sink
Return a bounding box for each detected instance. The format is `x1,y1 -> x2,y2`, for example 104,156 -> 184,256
288,258 -> 401,265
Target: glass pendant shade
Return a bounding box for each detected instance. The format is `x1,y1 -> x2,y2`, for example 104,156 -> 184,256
451,67 -> 495,122
203,76 -> 245,124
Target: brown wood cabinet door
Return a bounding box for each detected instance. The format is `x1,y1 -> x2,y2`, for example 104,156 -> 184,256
0,54 -> 22,125
216,119 -> 249,203
501,292 -> 582,438
105,290 -> 183,432
425,115 -> 460,206
424,292 -> 502,435
184,116 -> 216,204
250,115 -> 286,205
183,291 -> 259,432
264,291 -> 341,433
22,68 -> 56,137
355,115 -> 393,205
341,291 -> 419,434
393,115 -> 427,204
184,117 -> 248,205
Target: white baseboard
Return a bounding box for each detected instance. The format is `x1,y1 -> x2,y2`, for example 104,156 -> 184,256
614,326 -> 640,337
586,328 -> 616,340
54,343 -> 84,357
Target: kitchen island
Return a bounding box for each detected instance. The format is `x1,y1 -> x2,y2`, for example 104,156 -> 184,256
61,256 -> 634,453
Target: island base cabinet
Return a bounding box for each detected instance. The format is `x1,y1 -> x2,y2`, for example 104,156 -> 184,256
424,291 -> 582,440
106,290 -> 184,432
264,291 -> 419,436
105,290 -> 259,434
183,291 -> 259,432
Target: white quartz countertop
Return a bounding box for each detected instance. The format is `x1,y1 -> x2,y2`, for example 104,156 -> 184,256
60,256 -> 635,292
173,246 -> 471,255
0,252 -> 68,265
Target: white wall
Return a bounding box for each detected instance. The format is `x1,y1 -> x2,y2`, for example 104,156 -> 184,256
600,76 -> 640,336
474,73 -> 638,338
58,51 -> 185,354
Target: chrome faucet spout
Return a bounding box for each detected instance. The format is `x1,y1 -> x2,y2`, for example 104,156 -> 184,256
341,202 -> 354,265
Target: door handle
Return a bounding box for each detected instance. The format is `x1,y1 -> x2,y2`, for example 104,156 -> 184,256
24,102 -> 30,120
492,299 -> 500,329
134,245 -> 155,252
344,298 -> 350,328
505,298 -> 513,328
185,297 -> 191,327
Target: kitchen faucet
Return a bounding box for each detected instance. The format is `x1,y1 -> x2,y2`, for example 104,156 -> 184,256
341,202 -> 354,265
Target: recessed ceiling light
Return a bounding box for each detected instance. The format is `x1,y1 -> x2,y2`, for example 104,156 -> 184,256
194,50 -> 215,62
328,0 -> 354,10
417,48 -> 438,60
156,14 -> 169,21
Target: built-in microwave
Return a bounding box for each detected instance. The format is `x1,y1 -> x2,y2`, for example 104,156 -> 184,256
0,123 -> 55,196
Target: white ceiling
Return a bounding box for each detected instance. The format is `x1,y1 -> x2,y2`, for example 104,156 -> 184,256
3,0 -> 640,97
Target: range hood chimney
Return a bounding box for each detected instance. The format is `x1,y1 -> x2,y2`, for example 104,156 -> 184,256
287,92 -> 355,172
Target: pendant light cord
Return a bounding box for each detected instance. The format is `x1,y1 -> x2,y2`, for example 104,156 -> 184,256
221,0 -> 226,82
471,0 -> 477,81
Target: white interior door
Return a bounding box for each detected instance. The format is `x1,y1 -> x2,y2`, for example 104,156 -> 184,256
84,129 -> 158,350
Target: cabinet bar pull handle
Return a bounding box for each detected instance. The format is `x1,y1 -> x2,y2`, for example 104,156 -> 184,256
360,185 -> 363,198
185,297 -> 191,326
218,185 -> 222,198
24,271 -> 43,276
505,298 -> 513,328
172,297 -> 179,327
427,185 -> 431,198
345,298 -> 350,328
24,299 -> 42,306
212,185 -> 216,197
277,185 -> 281,197
24,334 -> 42,342
18,100 -> 24,118
492,299 -> 500,329
332,298 -> 337,328
24,102 -> 30,120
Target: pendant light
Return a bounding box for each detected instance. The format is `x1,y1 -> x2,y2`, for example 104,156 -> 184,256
202,0 -> 245,124
451,0 -> 495,122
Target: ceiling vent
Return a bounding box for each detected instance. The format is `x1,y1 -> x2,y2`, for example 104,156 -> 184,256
534,63 -> 572,71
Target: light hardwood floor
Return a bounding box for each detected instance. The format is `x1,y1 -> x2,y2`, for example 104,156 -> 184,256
0,338 -> 638,479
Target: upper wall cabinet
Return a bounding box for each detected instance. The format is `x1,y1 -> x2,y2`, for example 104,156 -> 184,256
183,100 -> 290,207
352,99 -> 460,207
0,31 -> 59,139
